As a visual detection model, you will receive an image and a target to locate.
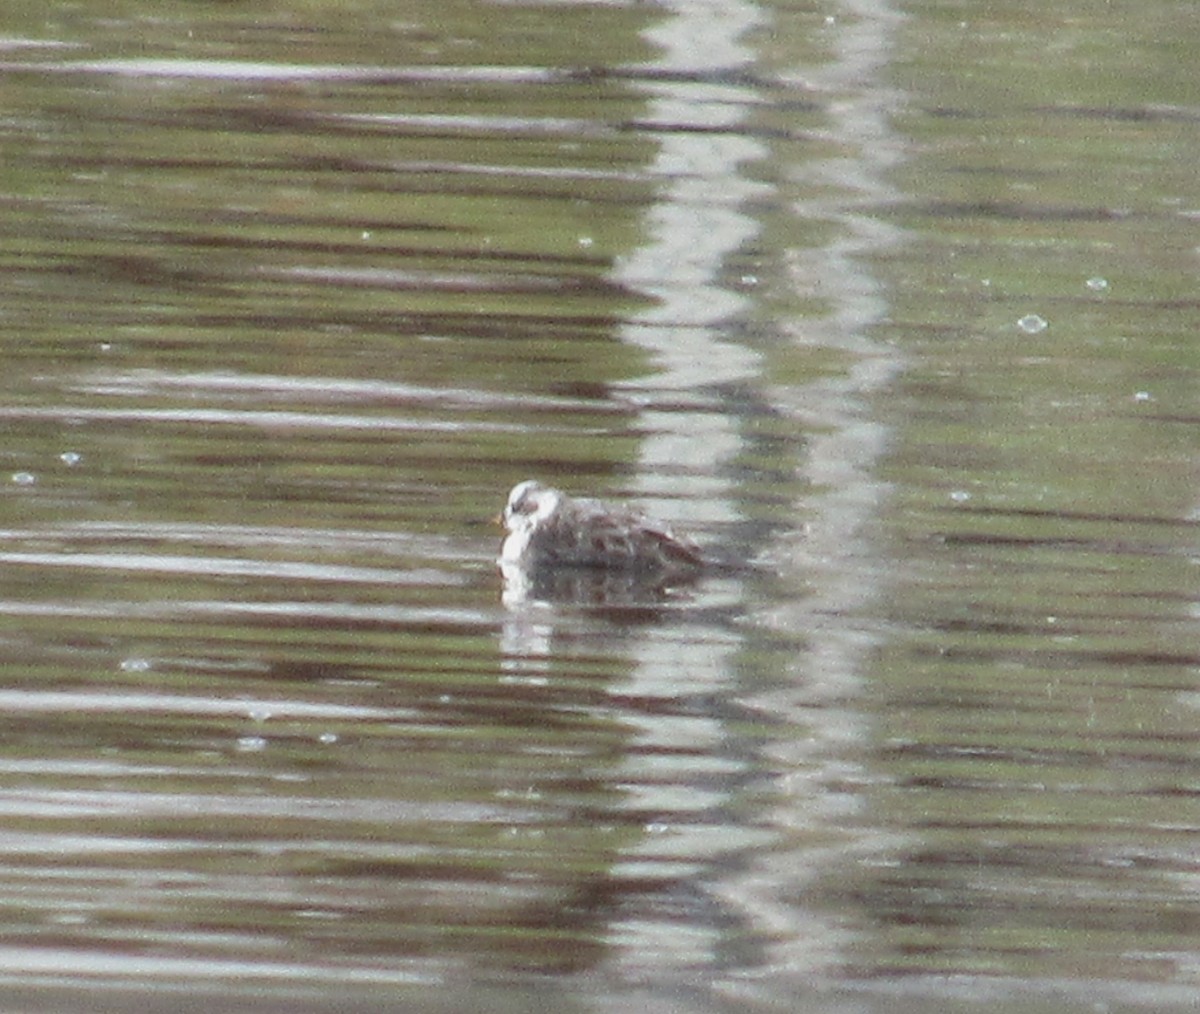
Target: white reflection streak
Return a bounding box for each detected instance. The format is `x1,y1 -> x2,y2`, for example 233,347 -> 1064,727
719,0 -> 910,1001
0,946 -> 435,985
603,0 -> 769,977
0,689 -> 398,721
0,405 -> 521,434
615,9 -> 767,523
0,550 -> 443,586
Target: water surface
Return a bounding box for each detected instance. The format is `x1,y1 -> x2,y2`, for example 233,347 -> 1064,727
2,1 -> 1199,1011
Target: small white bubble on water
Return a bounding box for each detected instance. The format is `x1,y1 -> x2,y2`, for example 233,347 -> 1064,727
361,230 -> 371,240
236,735 -> 268,752
1017,314 -> 1047,334
577,235 -> 593,248
247,706 -> 273,723
59,451 -> 82,466
11,472 -> 36,486
950,490 -> 971,503
318,731 -> 339,745
1133,391 -> 1153,402
1085,276 -> 1108,291
120,657 -> 151,672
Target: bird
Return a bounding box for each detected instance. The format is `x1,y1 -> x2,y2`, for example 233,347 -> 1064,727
498,479 -> 707,574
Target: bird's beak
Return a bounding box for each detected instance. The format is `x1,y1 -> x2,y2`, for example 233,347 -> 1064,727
493,512 -> 505,526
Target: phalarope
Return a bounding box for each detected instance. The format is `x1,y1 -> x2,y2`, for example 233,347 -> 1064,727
498,479 -> 706,573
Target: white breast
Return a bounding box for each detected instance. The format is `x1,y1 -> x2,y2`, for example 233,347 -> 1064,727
499,521 -> 536,564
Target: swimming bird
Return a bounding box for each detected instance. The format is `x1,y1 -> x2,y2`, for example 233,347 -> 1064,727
498,479 -> 706,573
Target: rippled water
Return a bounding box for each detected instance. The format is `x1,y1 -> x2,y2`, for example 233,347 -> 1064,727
2,0 -> 1200,1011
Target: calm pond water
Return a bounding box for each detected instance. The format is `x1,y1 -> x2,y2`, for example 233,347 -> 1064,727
2,0 -> 1200,1011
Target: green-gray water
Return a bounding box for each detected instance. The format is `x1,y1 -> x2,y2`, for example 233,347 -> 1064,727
2,1 -> 1199,1011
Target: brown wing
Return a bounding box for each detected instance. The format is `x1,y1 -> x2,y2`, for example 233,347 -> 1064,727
565,496 -> 705,571
637,521 -> 707,569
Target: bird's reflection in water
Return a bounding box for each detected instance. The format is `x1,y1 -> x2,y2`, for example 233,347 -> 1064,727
499,559 -> 700,612
497,560 -> 706,662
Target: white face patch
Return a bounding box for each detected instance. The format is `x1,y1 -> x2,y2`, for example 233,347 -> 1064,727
504,480 -> 542,525
500,482 -> 563,564
503,481 -> 560,530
